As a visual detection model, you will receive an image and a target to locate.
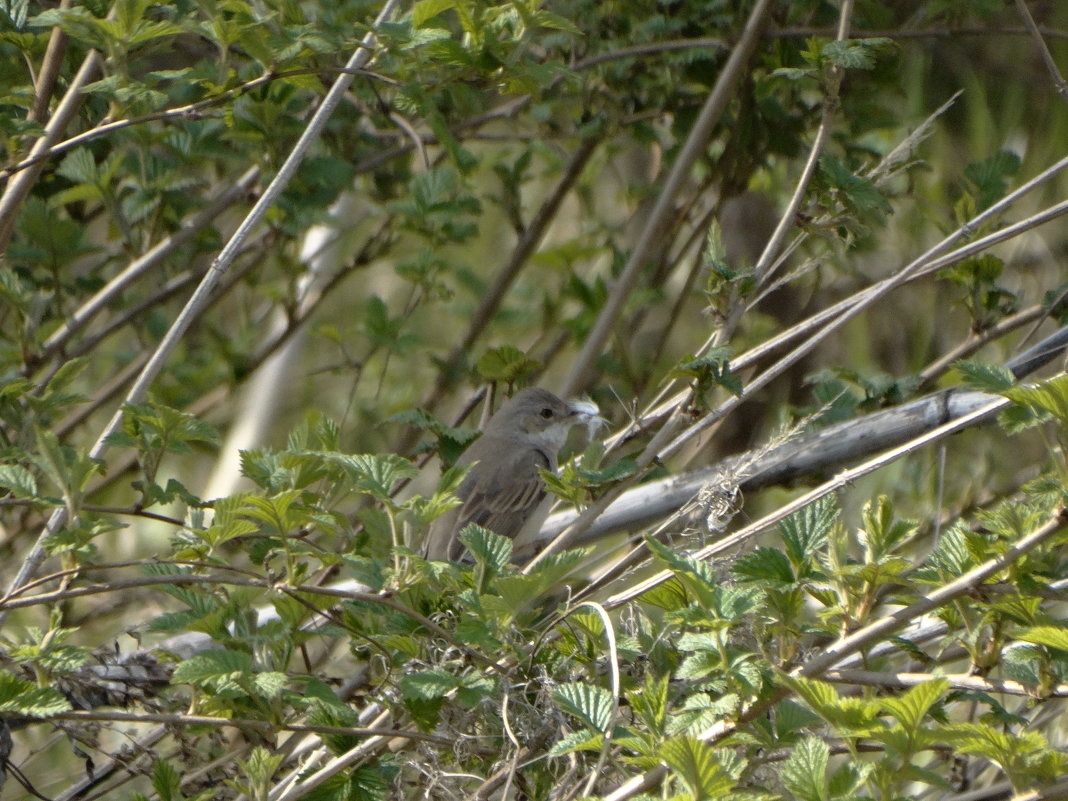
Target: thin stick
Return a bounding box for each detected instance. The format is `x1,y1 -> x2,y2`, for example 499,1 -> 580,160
0,51 -> 101,251
1014,0 -> 1068,108
559,0 -> 775,397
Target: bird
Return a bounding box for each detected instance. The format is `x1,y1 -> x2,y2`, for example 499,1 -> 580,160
421,387 -> 602,563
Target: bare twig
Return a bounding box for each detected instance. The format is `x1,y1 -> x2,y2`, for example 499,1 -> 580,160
729,0 -> 853,335
27,0 -> 70,123
824,669 -> 1068,698
0,51 -> 101,252
916,303 -> 1050,389
38,709 -> 453,745
415,136 -> 600,423
1013,0 -> 1068,107
560,0 -> 775,397
38,166 -> 261,360
571,37 -> 727,70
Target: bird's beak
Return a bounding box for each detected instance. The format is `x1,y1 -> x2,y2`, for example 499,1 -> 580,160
567,397 -> 607,439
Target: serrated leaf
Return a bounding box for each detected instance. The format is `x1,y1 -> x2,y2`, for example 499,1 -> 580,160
627,673 -> 670,735
149,759 -> 181,798
1016,626 -> 1068,652
822,37 -> 894,70
639,576 -> 689,610
475,346 -> 542,383
774,699 -> 820,738
0,671 -> 72,717
1004,374 -> 1068,427
880,678 -> 947,730
553,682 -> 614,732
171,649 -> 252,691
733,547 -> 795,585
777,674 -> 877,731
547,729 -> 603,757
243,490 -> 303,533
660,735 -> 734,800
252,671 -> 289,700
819,155 -> 892,216
964,151 -> 1021,210
412,0 -> 455,27
458,523 -> 512,570
0,464 -> 38,498
331,453 -> 419,500
781,736 -> 829,801
953,360 -> 1015,393
780,496 -> 838,567
828,759 -> 870,797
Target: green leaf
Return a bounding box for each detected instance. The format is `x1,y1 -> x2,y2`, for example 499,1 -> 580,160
553,682 -> 614,732
0,671 -> 72,717
476,346 -> 543,384
777,674 -> 877,732
148,759 -> 181,801
243,490 -> 304,533
780,736 -> 828,801
171,649 -> 253,693
858,495 -> 917,562
964,151 -> 1021,211
0,464 -> 38,498
252,671 -> 289,700
547,729 -> 604,757
627,673 -> 670,736
388,408 -> 478,465
399,670 -> 459,700
331,453 -> 419,500
733,547 -> 795,586
780,496 -> 838,568
1004,374 -> 1068,427
822,38 -> 894,70
0,0 -> 28,28
880,678 -> 947,730
1016,626 -> 1068,652
237,746 -> 284,794
819,155 -> 892,217
412,0 -> 455,27
459,523 -> 512,570
660,735 -> 734,800
953,360 -> 1016,393
645,536 -> 721,611
672,348 -> 743,399
828,760 -> 871,797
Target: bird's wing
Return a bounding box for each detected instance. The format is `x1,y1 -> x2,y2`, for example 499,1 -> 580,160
427,440 -> 552,562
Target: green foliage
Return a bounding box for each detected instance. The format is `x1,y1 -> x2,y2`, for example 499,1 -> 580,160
672,348 -> 743,405
939,254 -> 1018,331
542,442 -> 638,506
553,681 -> 613,732
475,345 -> 543,385
660,735 -> 736,800
0,670 -> 71,718
388,407 -> 478,465
804,368 -> 921,424
953,359 -> 1016,393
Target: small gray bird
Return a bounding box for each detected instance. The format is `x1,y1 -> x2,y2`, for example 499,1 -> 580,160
422,387 -> 601,563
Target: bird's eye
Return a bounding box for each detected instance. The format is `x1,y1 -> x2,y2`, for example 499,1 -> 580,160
540,407 -> 554,419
